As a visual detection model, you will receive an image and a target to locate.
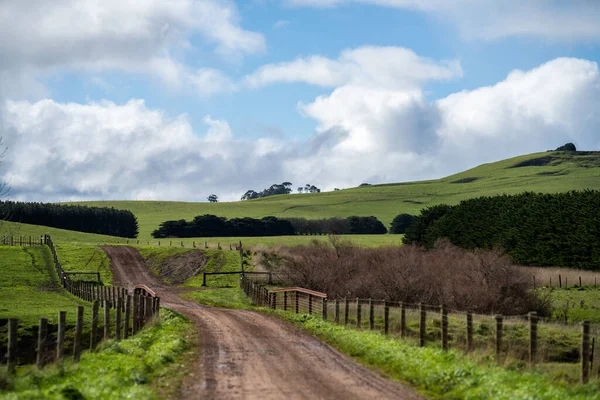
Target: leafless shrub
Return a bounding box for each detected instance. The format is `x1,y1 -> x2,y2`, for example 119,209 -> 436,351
278,237 -> 547,315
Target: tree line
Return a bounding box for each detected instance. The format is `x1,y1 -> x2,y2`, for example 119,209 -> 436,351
402,191 -> 600,269
0,200 -> 138,238
152,214 -> 388,237
241,182 -> 321,200
286,216 -> 387,235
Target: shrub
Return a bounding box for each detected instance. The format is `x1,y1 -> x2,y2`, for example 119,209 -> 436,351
389,213 -> 415,234
278,238 -> 545,315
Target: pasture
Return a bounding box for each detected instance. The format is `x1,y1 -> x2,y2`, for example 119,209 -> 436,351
71,151 -> 600,239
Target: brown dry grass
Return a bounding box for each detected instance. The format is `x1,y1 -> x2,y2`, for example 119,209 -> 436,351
275,237 -> 549,315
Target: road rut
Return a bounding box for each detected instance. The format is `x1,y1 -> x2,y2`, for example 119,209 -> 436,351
103,246 -> 420,400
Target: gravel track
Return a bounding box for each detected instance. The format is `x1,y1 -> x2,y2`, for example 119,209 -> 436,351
103,246 -> 420,400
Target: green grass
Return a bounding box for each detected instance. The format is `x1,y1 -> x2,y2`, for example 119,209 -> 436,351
54,243 -> 113,285
185,288 -> 253,310
0,310 -> 191,400
280,313 -> 600,399
70,151 -> 600,239
546,287 -> 600,323
0,221 -> 130,245
0,246 -> 88,328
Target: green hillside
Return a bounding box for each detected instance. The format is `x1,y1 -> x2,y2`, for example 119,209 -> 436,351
70,151 -> 600,239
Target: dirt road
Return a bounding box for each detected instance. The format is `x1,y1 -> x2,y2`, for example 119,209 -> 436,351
103,246 -> 420,400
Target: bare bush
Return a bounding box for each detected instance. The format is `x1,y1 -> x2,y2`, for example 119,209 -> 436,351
277,237 -> 548,316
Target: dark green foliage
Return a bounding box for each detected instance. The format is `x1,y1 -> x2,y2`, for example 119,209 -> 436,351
152,214 -> 295,238
346,216 -> 387,234
403,191 -> 600,269
510,156 -> 556,168
286,216 -> 387,235
241,182 -> 295,200
0,201 -> 138,238
556,142 -> 577,151
389,213 -> 415,234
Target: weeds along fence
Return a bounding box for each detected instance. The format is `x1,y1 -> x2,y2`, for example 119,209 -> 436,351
241,275 -> 600,384
1,235 -> 161,373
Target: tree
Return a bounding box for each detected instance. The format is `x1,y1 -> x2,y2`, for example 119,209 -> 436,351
556,142 -> 576,152
207,194 -> 219,203
389,213 -> 415,234
241,190 -> 259,201
359,183 -> 370,187
297,187 -> 304,194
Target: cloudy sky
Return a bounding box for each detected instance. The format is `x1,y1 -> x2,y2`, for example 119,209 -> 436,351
1,0 -> 599,202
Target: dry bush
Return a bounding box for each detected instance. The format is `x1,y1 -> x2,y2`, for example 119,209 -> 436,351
279,237 -> 547,315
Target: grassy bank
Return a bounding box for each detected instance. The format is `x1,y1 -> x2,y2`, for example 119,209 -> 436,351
280,313 -> 599,399
0,310 -> 191,400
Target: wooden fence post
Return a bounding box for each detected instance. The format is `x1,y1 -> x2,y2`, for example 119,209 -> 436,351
441,305 -> 448,351
419,303 -> 426,347
399,302 -> 406,338
284,292 -> 288,311
124,295 -> 131,339
57,311 -> 66,362
344,298 -> 349,325
532,275 -> 536,290
202,273 -> 207,287
273,292 -> 277,310
116,297 -> 122,340
582,320 -> 591,384
384,301 -> 389,335
37,318 -> 48,369
308,294 -> 313,315
466,312 -> 473,353
74,306 -> 83,362
91,300 -> 99,350
335,299 -> 340,324
7,318 -> 18,374
529,311 -> 538,366
145,296 -> 153,323
369,299 -> 374,330
322,298 -> 328,320
104,300 -> 110,340
132,295 -> 139,334
356,298 -> 362,329
559,274 -> 562,288
495,315 -> 503,364
295,292 -> 299,314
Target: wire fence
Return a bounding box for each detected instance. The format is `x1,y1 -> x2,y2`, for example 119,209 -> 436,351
1,235 -> 161,373
240,275 -> 600,384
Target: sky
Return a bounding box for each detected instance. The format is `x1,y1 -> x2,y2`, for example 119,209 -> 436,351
1,0 -> 600,202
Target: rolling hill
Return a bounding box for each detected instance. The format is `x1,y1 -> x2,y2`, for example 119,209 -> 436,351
70,151 -> 600,239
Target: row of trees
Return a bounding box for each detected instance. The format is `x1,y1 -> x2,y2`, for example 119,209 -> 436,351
402,191 -> 600,269
0,201 -> 138,238
286,216 -> 387,235
152,215 -> 294,238
152,214 -> 388,237
241,182 -> 321,200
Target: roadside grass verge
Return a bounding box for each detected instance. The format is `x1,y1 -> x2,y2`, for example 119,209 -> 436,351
279,313 -> 600,400
0,310 -> 191,400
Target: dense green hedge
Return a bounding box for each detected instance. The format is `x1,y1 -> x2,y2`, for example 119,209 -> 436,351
152,215 -> 295,238
403,191 -> 600,269
0,201 -> 138,238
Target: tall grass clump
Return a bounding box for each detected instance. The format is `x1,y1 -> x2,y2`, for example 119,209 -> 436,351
280,238 -> 549,316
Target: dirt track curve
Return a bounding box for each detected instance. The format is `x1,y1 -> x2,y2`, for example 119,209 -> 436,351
103,246 -> 420,400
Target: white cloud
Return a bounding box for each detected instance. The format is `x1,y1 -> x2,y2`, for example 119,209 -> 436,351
0,0 -> 262,97
2,58 -> 600,201
285,0 -> 600,41
245,46 -> 462,89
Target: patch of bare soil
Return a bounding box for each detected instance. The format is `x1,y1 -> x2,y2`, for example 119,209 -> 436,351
149,249 -> 210,285
103,246 -> 420,400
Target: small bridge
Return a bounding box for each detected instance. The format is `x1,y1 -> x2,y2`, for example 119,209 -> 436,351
132,284 -> 157,297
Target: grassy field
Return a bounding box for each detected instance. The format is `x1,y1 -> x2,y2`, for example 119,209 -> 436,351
0,246 -> 89,328
70,151 -> 600,239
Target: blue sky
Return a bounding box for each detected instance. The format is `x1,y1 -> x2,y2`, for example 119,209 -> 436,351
1,0 -> 600,201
